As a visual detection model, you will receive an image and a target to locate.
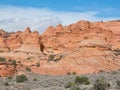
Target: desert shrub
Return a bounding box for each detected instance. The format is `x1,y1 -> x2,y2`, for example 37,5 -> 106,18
16,74 -> 28,83
8,59 -> 11,62
36,62 -> 40,67
73,71 -> 77,75
111,71 -> 117,74
67,72 -> 71,75
0,57 -> 6,62
75,76 -> 90,85
65,82 -> 80,90
33,78 -> 37,81
69,85 -> 80,90
25,67 -> 31,72
24,88 -> 30,90
48,54 -> 54,61
4,82 -> 9,86
11,60 -> 16,66
65,82 -> 74,88
116,80 -> 120,86
94,78 -> 110,90
7,76 -> 12,80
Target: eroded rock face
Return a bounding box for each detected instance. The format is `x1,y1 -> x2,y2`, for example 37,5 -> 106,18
43,26 -> 55,36
6,34 -> 22,50
42,20 -> 119,54
0,20 -> 120,76
93,20 -> 120,34
15,28 -> 41,53
0,37 -> 9,52
37,20 -> 120,75
0,62 -> 16,77
0,27 -> 43,53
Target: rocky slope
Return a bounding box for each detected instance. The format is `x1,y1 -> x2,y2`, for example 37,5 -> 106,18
0,20 -> 120,76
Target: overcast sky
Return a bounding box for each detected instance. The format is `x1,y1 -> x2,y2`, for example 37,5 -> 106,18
0,0 -> 119,33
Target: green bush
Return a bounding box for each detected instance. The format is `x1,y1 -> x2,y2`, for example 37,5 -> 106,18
69,85 -> 80,90
0,57 -> 6,62
7,76 -> 12,80
75,76 -> 90,85
94,78 -> 110,90
8,59 -> 11,62
33,78 -> 37,81
16,74 -> 28,83
4,82 -> 9,86
11,60 -> 16,66
36,62 -> 40,67
65,82 -> 74,88
116,80 -> 120,86
65,82 -> 80,90
25,67 -> 31,72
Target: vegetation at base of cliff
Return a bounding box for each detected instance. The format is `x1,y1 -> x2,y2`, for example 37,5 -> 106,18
1,70 -> 120,90
4,82 -> 9,86
16,74 -> 28,83
65,76 -> 90,90
116,80 -> 120,86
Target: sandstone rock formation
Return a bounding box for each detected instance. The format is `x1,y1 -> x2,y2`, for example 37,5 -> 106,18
39,20 -> 120,75
0,20 -> 120,76
0,62 -> 16,77
93,20 -> 120,34
0,27 -> 43,53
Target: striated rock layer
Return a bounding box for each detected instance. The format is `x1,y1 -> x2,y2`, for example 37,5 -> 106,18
1,20 -> 120,76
